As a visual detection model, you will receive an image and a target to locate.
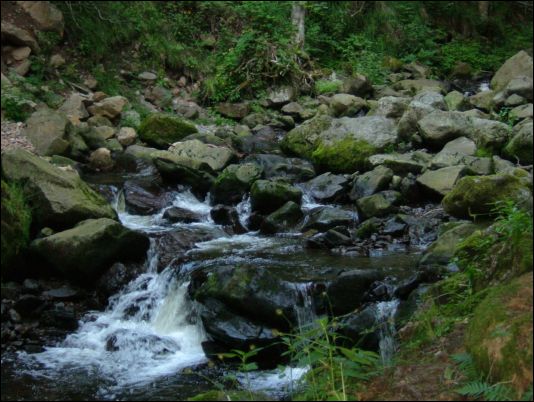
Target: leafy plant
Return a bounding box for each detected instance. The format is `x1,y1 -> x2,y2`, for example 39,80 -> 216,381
281,317 -> 378,401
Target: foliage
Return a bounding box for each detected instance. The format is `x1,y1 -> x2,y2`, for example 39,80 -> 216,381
314,79 -> 342,95
51,1 -> 532,102
1,180 -> 32,273
451,353 -> 524,401
0,85 -> 34,122
496,107 -> 520,128
282,317 -> 379,401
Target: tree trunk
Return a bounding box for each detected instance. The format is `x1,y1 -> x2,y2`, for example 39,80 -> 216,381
478,1 -> 490,20
291,1 -> 306,50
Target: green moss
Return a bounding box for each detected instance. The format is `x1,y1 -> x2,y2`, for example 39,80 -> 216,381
280,115 -> 333,159
475,147 -> 493,158
442,173 -> 533,219
138,113 -> 197,149
314,79 -> 342,95
250,180 -> 302,214
1,180 -> 32,275
466,274 -> 533,395
311,137 -> 376,174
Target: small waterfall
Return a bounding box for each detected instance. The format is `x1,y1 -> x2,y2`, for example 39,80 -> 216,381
236,194 -> 252,227
20,220 -> 207,397
293,282 -> 318,331
375,299 -> 400,366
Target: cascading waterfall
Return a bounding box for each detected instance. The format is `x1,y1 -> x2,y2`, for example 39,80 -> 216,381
375,299 -> 400,366
20,240 -> 207,397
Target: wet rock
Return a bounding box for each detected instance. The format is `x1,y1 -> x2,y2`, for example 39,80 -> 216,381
302,206 -> 356,232
244,154 -> 315,182
327,270 -> 386,315
123,179 -> 173,215
338,305 -> 379,350
369,153 -> 429,175
210,163 -> 262,205
210,205 -> 247,234
97,262 -> 145,302
163,207 -> 203,223
306,227 -> 352,249
302,172 -> 348,203
30,218 -> 150,283
260,201 -> 303,234
250,180 -> 302,214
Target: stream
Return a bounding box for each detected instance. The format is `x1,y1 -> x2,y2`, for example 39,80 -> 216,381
1,163 -> 425,401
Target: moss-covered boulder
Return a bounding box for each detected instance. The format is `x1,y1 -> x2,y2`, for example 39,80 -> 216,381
504,120 -> 533,165
281,114 -> 333,159
138,113 -> 197,149
152,150 -> 216,194
419,222 -> 482,266
30,218 -> 149,283
455,225 -> 533,289
1,180 -> 32,276
1,149 -> 116,230
465,273 -> 533,396
250,180 -> 302,215
312,116 -> 398,173
356,190 -> 401,220
442,171 -> 533,219
168,139 -> 236,171
311,137 -> 377,173
211,163 -> 263,205
260,201 -> 303,234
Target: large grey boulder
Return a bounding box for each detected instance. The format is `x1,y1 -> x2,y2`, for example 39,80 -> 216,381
417,165 -> 468,198
356,190 -> 401,220
30,218 -> 149,283
491,50 -> 533,92
469,118 -> 511,152
372,96 -> 410,118
329,94 -> 367,117
87,96 -> 128,119
301,172 -> 348,203
2,149 -> 116,230
418,110 -> 472,148
22,108 -> 70,156
168,139 -> 236,172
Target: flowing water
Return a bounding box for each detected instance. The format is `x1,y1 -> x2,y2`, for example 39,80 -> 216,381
2,170 -> 423,400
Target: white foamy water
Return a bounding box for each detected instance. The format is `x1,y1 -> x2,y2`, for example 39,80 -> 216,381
115,188 -> 213,232
19,259 -> 207,395
375,299 -> 400,365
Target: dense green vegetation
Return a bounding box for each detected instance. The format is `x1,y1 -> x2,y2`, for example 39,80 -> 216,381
50,1 -> 532,101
